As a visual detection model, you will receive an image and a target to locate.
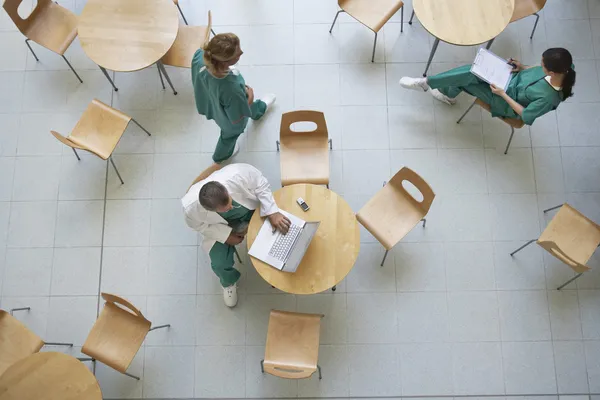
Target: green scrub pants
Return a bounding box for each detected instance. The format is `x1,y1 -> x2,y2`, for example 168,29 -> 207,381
428,65 -> 495,105
209,242 -> 241,288
213,100 -> 267,163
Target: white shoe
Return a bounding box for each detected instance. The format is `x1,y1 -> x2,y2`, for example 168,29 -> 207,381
430,89 -> 457,105
399,76 -> 430,92
259,93 -> 276,110
223,284 -> 238,307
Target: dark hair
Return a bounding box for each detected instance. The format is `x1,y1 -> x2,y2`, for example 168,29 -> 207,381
542,47 -> 575,100
199,181 -> 229,211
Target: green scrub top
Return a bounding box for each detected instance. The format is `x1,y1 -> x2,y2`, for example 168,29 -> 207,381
493,66 -> 564,125
191,49 -> 253,135
217,200 -> 254,227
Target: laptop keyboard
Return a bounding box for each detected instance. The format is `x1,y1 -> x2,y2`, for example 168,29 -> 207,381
268,224 -> 301,261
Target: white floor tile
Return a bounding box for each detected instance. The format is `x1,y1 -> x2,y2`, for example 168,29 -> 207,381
113,69 -> 160,111
0,114 -> 18,157
531,111 -> 560,147
8,201 -> 57,247
17,113 -> 75,156
448,291 -> 500,341
143,346 -> 195,399
397,292 -> 449,343
12,156 -> 61,201
104,200 -> 151,246
106,155 -> 154,200
342,150 -> 390,195
554,341 -> 590,393
482,112 -> 531,151
101,247 -> 149,296
340,63 -> 387,106
294,24 -> 340,64
562,146 -> 600,192
486,148 -> 536,194
386,63 -> 433,106
345,242 -> 396,292
296,293 -> 347,345
0,296 -> 49,338
294,64 -> 340,108
494,241 -> 546,290
585,341 -> 600,392
347,344 -> 401,396
46,295 -> 98,345
347,293 -> 397,344
337,22 -> 385,63
293,0 -> 338,24
147,246 -> 197,295
231,25 -> 295,66
144,295 -> 196,346
341,106 -> 389,149
208,0 -> 293,25
152,154 -> 200,199
0,71 -> 24,113
0,158 -> 14,202
195,346 -> 246,398
440,194 -> 493,242
383,22 -> 431,63
150,199 -> 197,246
245,294 -> 296,345
96,348 -> 144,399
54,200 -> 104,247
498,290 -> 551,341
490,194 -> 540,241
503,341 -> 557,394
51,247 -> 100,296
548,19 -> 593,60
196,294 -> 246,345
548,290 -> 583,340
445,242 -> 495,290
395,242 -> 446,291
59,154 -> 107,200
452,342 -> 505,395
297,345 -> 349,397
579,289 -> 600,339
3,248 -> 52,296
533,147 -> 566,193
388,105 -> 437,149
245,345 -> 298,398
437,149 -> 488,194
400,342 -> 453,395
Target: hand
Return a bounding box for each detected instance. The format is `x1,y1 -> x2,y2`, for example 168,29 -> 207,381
507,58 -> 524,72
268,212 -> 291,234
490,84 -> 505,96
245,85 -> 254,105
225,232 -> 244,246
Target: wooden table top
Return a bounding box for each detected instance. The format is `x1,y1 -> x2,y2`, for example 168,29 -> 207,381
413,0 -> 515,46
0,352 -> 102,400
247,184 -> 360,294
78,0 -> 179,72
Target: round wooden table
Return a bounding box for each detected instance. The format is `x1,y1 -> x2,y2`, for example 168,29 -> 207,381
410,0 -> 515,76
78,0 -> 180,92
0,352 -> 102,400
247,184 -> 360,294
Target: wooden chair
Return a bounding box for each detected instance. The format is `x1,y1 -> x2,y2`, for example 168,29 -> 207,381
457,98 -> 525,155
162,11 -> 213,69
511,204 -> 600,290
329,0 -> 404,62
50,99 -> 152,185
260,310 -> 323,380
2,0 -> 82,83
510,0 -> 546,39
276,111 -> 332,188
0,308 -> 73,376
80,293 -> 170,380
356,167 -> 435,266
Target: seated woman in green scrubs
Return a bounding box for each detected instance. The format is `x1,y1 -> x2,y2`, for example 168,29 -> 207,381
399,48 -> 576,126
192,33 -> 276,163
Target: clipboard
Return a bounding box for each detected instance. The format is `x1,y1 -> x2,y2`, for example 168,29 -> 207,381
470,48 -> 513,91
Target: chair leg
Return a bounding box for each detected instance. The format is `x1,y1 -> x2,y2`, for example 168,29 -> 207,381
408,9 -> 415,25
99,66 -> 118,91
72,147 -> 81,160
77,358 -> 94,362
131,118 -> 152,136
421,218 -> 426,228
543,204 -> 563,213
530,13 -> 540,39
504,126 -> 515,155
329,139 -> 332,150
149,324 -> 171,331
510,239 -> 536,256
423,38 -> 439,77
380,249 -> 389,266
43,342 -> 74,347
317,364 -> 322,380
457,99 -> 477,124
109,157 -> 124,184
400,6 -> 404,33
331,285 -> 336,291
485,38 -> 495,50
329,10 -> 345,33
557,272 -> 584,290
211,28 -> 217,36
276,140 -> 280,151
233,247 -> 242,263
10,307 -> 31,316
61,55 -> 83,83
24,39 -> 39,61
123,371 -> 141,380
260,359 -> 265,373
176,2 -> 188,25
157,64 -> 166,90
371,31 -> 378,63
156,61 -> 177,95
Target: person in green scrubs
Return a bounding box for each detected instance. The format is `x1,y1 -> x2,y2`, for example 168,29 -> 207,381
399,48 -> 576,125
192,33 -> 276,163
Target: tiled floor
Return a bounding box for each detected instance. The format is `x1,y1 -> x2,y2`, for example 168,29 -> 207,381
1,0 -> 600,398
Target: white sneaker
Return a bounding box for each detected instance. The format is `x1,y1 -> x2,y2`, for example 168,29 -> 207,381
399,76 -> 430,92
259,93 -> 276,110
430,89 -> 457,105
223,284 -> 238,307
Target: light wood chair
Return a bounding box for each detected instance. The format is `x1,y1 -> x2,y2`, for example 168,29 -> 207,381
276,111 -> 332,188
457,98 -> 525,155
80,293 -> 170,380
3,0 -> 82,83
357,167 -> 435,265
161,11 -> 213,69
260,310 -> 323,380
0,308 -> 73,376
50,99 -> 152,185
329,0 -> 404,62
511,203 -> 600,290
510,0 -> 546,39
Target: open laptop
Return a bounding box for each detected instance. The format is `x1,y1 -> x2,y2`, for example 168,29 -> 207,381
248,210 -> 320,272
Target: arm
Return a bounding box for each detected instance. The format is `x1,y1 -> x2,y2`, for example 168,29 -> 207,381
223,85 -> 252,125
183,205 -> 232,244
492,87 -> 525,116
243,166 -> 291,233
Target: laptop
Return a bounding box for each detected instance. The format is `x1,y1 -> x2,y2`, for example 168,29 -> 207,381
248,210 -> 320,272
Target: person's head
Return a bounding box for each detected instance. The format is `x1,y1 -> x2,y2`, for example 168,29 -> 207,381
541,47 -> 575,99
199,181 -> 233,212
203,33 -> 243,77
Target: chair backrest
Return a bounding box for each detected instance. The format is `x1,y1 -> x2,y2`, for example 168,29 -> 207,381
388,167 -> 435,215
475,99 -> 524,128
280,110 -> 328,140
0,310 -> 44,376
1,0 -> 49,35
50,130 -> 86,150
205,10 -> 213,45
101,293 -> 148,321
188,163 -> 223,191
538,240 -> 591,274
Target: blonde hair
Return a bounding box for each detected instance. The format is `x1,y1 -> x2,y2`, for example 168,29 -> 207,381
203,33 -> 240,77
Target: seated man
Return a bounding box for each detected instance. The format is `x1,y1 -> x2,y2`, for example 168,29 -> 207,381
182,163 -> 290,307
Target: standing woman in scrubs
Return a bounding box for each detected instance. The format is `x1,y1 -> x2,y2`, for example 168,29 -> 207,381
192,33 -> 276,163
399,48 -> 575,126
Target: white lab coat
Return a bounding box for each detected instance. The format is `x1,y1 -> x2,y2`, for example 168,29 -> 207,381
181,163 -> 279,253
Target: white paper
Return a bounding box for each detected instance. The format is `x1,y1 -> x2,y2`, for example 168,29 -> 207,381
470,48 -> 512,90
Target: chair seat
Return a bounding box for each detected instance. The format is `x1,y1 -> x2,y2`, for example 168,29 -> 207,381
511,0 -> 545,22
26,1 -> 78,55
538,204 -> 600,268
339,0 -> 404,32
280,135 -> 329,186
0,311 -> 44,376
264,310 -> 322,380
68,99 -> 132,160
357,183 -> 425,249
82,303 -> 150,373
475,99 -> 525,129
162,25 -> 210,68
